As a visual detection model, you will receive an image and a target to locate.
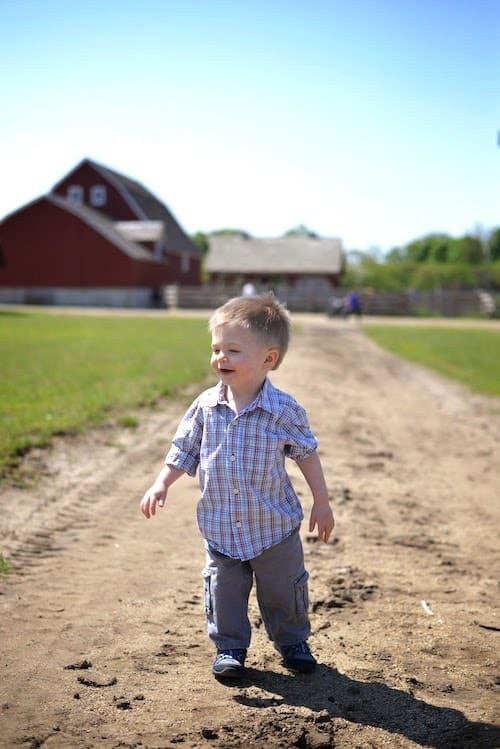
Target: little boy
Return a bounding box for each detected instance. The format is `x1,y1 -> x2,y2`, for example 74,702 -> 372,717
140,293 -> 334,679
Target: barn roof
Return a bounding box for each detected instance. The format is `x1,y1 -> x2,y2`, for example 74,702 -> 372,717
47,194 -> 160,262
83,159 -> 169,222
52,158 -> 200,257
205,235 -> 344,274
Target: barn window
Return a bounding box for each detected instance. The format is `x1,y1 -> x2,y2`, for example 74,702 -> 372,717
67,185 -> 83,205
90,184 -> 107,207
181,252 -> 190,273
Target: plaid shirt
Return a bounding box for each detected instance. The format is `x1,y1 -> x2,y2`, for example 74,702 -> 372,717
165,378 -> 318,561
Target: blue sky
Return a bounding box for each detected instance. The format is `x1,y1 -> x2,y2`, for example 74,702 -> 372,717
1,0 -> 498,253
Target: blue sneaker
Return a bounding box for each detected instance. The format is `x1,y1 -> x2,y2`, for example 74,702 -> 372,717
279,641 -> 317,673
212,648 -> 247,679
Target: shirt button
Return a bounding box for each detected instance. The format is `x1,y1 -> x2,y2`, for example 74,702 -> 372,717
230,454 -> 236,462
233,487 -> 239,494
236,522 -> 242,528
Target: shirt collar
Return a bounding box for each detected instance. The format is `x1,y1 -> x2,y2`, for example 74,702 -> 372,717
209,377 -> 277,414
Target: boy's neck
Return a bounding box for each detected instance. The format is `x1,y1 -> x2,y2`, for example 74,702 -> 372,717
226,379 -> 266,413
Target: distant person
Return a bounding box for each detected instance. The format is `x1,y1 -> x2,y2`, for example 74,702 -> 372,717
140,293 -> 334,680
242,281 -> 256,296
344,290 -> 362,318
477,290 -> 496,318
150,287 -> 163,308
326,295 -> 345,317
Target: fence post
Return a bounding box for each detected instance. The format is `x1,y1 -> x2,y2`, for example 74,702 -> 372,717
163,285 -> 179,309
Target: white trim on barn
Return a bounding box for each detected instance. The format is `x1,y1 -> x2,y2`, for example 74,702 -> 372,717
114,221 -> 164,243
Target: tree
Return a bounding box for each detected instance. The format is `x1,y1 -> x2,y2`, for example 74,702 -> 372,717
191,231 -> 209,256
488,227 -> 500,261
345,249 -> 371,265
211,228 -> 251,237
283,225 -> 318,238
386,246 -> 405,263
427,235 -> 451,263
404,234 -> 452,263
405,237 -> 431,262
447,235 -> 483,264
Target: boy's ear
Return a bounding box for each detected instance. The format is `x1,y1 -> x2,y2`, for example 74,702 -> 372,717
264,348 -> 280,369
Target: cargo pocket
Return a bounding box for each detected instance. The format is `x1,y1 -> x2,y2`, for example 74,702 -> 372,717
294,570 -> 310,616
202,567 -> 213,617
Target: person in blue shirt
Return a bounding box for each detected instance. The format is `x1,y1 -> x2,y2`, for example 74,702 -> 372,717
140,293 -> 335,679
344,290 -> 362,318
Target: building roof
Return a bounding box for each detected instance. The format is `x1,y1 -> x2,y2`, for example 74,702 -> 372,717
205,235 -> 344,275
47,194 -> 160,263
53,158 -> 200,257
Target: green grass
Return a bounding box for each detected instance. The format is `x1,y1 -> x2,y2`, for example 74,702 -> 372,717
364,325 -> 500,397
0,553 -> 13,574
0,312 -> 212,475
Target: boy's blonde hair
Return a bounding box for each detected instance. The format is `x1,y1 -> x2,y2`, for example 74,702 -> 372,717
208,292 -> 290,369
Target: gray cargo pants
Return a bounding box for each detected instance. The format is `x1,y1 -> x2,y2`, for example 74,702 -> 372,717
202,528 -> 310,651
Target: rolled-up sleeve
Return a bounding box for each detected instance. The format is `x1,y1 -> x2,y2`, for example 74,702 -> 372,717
281,402 -> 318,462
165,399 -> 204,477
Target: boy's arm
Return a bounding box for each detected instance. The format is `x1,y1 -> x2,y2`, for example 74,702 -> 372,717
140,464 -> 185,519
295,452 -> 335,543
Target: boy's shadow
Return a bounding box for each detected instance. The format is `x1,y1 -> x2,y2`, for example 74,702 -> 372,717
227,664 -> 500,749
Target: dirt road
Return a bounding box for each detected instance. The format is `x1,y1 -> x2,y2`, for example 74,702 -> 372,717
1,317 -> 499,748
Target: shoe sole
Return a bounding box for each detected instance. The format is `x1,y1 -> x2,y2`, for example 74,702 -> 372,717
283,660 -> 316,673
212,666 -> 246,679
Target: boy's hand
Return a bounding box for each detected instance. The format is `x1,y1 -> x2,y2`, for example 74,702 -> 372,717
309,504 -> 335,543
140,485 -> 167,519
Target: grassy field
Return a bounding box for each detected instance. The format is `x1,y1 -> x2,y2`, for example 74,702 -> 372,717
364,324 -> 500,397
0,311 -> 211,475
2,311 -> 499,477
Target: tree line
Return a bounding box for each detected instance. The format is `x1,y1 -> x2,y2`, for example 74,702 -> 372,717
192,226 -> 500,292
343,228 -> 500,291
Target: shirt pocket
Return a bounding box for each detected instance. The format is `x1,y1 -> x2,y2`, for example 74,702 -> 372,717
253,431 -> 285,475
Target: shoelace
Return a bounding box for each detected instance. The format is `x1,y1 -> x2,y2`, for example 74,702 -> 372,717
218,650 -> 245,661
285,642 -> 311,656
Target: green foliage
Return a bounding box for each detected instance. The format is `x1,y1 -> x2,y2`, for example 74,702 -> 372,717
0,554 -> 13,575
447,235 -> 484,264
191,231 -> 209,256
365,325 -> 500,397
343,259 -> 485,292
283,224 -> 318,238
428,236 -> 450,263
385,247 -> 404,263
117,415 -> 139,428
405,235 -> 438,263
488,228 -> 500,261
211,228 -> 251,237
0,314 -> 211,475
343,259 -> 414,290
409,263 -> 478,290
401,233 -> 484,265
489,261 -> 500,287
345,227 -> 500,291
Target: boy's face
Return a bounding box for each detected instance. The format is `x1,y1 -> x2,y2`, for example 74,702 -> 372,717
210,324 -> 278,395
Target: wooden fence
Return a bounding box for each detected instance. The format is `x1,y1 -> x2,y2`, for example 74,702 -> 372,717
163,285 -> 498,317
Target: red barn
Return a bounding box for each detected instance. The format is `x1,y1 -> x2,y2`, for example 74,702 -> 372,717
0,158 -> 201,307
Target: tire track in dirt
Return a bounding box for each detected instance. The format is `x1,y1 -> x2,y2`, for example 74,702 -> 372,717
0,318 -> 499,749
